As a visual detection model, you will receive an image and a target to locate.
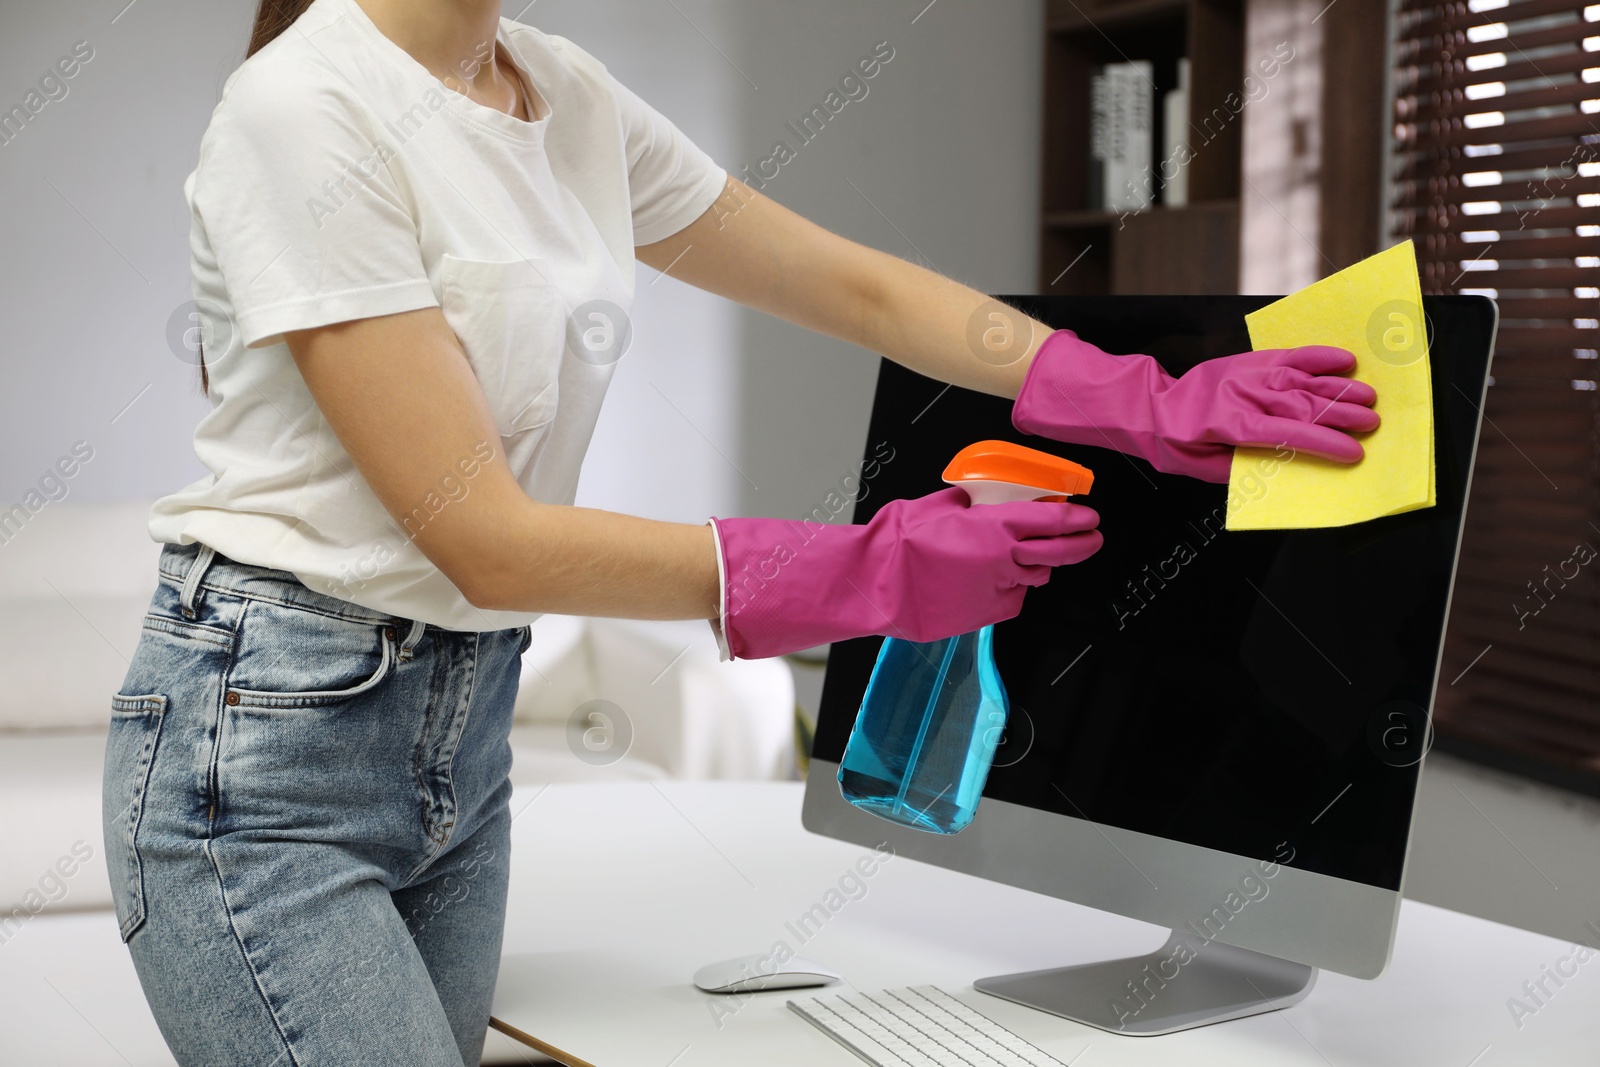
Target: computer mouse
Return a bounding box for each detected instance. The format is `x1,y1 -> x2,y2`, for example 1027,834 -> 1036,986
692,954 -> 842,994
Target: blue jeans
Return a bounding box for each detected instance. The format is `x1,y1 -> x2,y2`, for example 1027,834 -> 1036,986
102,543 -> 528,1066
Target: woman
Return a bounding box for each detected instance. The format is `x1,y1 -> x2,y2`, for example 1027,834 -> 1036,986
103,0 -> 1380,1063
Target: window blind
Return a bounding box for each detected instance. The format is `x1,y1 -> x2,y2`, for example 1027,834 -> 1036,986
1392,0 -> 1600,789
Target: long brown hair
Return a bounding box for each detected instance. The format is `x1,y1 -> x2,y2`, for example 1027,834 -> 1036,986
248,0 -> 316,58
195,0 -> 316,393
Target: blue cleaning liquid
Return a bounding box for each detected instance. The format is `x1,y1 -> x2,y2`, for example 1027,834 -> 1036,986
837,624 -> 1009,834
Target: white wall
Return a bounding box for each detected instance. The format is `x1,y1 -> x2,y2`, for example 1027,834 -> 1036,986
0,0 -> 247,510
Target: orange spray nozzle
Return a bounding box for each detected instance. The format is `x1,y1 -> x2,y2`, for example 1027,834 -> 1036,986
942,440 -> 1094,505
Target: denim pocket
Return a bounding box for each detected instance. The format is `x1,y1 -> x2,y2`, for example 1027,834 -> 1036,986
102,693 -> 167,943
225,600 -> 396,709
141,612 -> 234,650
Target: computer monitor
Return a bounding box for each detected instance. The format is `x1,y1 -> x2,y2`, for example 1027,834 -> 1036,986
802,294 -> 1498,1035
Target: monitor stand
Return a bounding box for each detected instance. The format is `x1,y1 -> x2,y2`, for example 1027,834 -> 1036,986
973,931 -> 1319,1036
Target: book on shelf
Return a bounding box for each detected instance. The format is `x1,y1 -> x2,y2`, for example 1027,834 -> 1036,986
1162,58 -> 1191,207
1088,60 -> 1153,213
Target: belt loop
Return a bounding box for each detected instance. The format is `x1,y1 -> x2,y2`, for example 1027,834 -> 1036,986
398,618 -> 426,661
179,544 -> 218,619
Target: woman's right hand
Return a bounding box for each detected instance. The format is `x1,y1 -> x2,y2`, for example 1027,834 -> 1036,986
712,486 -> 1103,660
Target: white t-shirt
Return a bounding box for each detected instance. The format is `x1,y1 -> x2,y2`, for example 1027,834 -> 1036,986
150,0 -> 728,631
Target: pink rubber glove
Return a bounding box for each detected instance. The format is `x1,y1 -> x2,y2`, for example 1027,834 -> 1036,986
1011,330 -> 1380,483
711,487 -> 1102,661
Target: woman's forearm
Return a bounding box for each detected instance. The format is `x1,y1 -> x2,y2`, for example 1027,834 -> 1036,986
855,248 -> 1054,399
640,179 -> 1054,401
454,498 -> 720,620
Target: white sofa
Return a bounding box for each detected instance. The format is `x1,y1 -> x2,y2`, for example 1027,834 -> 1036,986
0,501 -> 795,922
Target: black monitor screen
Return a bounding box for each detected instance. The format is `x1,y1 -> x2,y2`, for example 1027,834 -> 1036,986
812,295 -> 1496,893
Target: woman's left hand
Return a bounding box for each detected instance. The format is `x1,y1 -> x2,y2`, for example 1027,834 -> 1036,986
1010,330 -> 1381,483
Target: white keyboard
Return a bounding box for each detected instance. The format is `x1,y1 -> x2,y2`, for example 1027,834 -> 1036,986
788,985 -> 1070,1067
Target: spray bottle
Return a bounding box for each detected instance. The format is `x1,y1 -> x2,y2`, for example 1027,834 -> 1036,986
837,440 -> 1094,834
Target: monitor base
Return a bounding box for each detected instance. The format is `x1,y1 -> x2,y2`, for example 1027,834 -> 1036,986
973,931 -> 1319,1036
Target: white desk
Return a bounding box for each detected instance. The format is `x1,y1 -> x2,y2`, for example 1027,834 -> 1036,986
493,781 -> 1600,1067
2,781 -> 1593,1065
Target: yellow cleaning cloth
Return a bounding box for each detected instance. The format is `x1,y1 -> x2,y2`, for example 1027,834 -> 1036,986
1225,239 -> 1435,530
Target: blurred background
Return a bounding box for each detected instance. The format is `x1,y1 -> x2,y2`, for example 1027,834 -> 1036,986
5,0 -> 1597,785
0,0 -> 1597,1059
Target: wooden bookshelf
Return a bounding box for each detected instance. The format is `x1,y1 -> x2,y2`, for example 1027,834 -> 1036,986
1039,0 -> 1245,295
